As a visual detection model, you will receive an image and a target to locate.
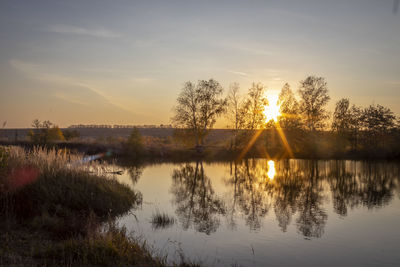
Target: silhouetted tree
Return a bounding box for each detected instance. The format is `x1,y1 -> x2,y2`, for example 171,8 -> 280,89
278,83 -> 302,130
361,104 -> 396,148
172,79 -> 227,149
298,76 -> 330,131
331,98 -> 352,152
348,105 -> 363,151
226,83 -> 247,149
242,83 -> 267,130
332,98 -> 351,133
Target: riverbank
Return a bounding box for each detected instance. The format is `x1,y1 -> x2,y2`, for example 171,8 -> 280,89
0,146 -> 198,266
1,140 -> 400,162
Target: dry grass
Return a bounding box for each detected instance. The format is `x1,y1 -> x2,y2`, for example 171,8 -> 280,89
0,146 -> 200,266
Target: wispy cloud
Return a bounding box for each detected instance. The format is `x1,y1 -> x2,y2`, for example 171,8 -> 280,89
227,70 -> 249,77
46,24 -> 121,38
9,59 -> 128,111
218,41 -> 275,56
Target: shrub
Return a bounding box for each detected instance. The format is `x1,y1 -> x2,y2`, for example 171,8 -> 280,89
28,119 -> 65,144
62,129 -> 80,141
125,128 -> 144,158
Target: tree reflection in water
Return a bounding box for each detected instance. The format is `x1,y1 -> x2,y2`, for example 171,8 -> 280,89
234,160 -> 273,231
327,161 -> 399,215
168,159 -> 400,238
294,161 -> 327,238
127,165 -> 143,186
171,162 -> 226,235
224,159 -> 400,239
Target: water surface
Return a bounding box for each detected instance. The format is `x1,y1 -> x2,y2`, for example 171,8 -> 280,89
115,159 -> 400,266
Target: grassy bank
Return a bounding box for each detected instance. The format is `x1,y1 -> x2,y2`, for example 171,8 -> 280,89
0,146 -> 198,266
2,135 -> 400,162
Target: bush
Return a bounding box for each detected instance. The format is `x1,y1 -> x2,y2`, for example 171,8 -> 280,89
125,128 -> 144,158
28,119 -> 65,144
62,129 -> 80,141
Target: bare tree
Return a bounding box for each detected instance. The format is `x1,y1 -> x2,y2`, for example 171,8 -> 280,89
332,98 -> 351,134
226,83 -> 247,149
172,79 -> 227,148
298,76 -> 330,131
32,119 -> 41,129
278,83 -> 301,129
243,82 -> 267,130
349,105 -> 362,151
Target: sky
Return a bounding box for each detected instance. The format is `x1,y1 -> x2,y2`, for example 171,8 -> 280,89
0,0 -> 399,128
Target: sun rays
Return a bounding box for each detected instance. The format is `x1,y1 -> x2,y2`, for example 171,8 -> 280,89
237,91 -> 294,162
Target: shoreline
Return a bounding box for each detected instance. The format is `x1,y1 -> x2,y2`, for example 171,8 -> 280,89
1,140 -> 400,162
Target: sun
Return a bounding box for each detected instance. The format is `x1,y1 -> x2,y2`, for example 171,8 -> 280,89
264,93 -> 281,122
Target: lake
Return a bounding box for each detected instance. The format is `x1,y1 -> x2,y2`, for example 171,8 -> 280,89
114,159 -> 400,266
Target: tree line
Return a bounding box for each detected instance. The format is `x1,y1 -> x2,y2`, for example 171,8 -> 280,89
172,76 -> 400,156
28,119 -> 79,144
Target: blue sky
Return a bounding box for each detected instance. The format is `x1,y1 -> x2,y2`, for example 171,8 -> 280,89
0,0 -> 399,127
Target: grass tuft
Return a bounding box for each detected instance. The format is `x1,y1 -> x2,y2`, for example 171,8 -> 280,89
151,211 -> 175,229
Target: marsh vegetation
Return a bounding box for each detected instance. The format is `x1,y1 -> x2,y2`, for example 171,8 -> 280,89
0,146 -> 197,266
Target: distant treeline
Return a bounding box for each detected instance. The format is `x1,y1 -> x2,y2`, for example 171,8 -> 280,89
68,124 -> 173,129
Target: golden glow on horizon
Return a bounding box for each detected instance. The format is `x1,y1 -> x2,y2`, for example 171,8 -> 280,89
264,94 -> 281,122
267,160 -> 276,180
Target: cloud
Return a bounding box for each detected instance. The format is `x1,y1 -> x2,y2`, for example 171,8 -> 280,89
8,59 -> 157,121
9,59 -> 126,110
46,24 -> 121,38
227,70 -> 249,77
217,41 -> 275,56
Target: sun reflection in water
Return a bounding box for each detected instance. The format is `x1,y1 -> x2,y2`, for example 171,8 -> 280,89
267,160 -> 276,180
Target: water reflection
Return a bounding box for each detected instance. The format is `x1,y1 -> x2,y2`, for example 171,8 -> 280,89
233,160 -> 273,231
126,160 -> 400,239
170,162 -> 226,234
226,160 -> 399,238
127,165 -> 143,185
